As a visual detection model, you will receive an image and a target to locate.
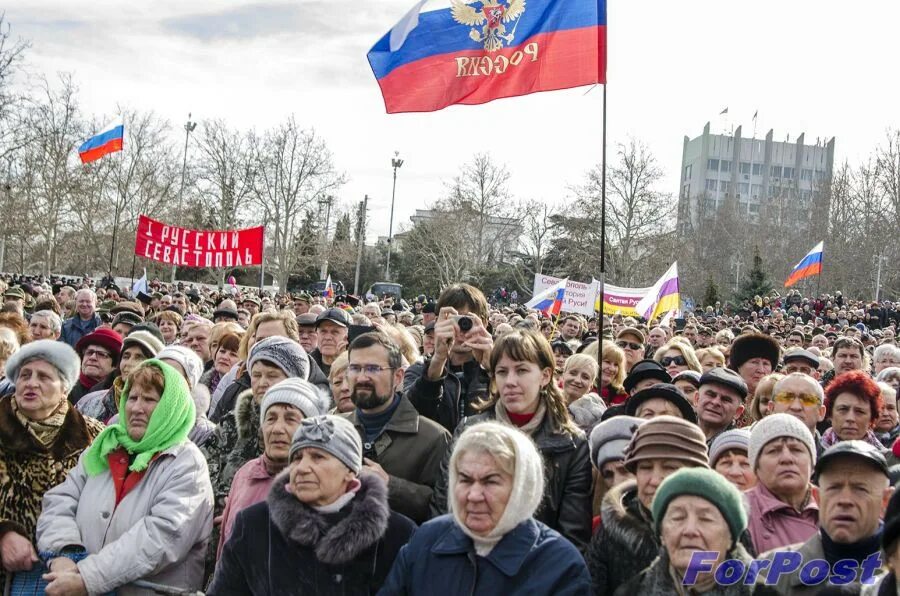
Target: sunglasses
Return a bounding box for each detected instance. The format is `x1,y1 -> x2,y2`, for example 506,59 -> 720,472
616,341 -> 642,351
772,392 -> 820,407
660,355 -> 687,367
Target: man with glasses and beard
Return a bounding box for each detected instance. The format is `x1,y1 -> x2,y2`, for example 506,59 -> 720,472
344,331 -> 450,524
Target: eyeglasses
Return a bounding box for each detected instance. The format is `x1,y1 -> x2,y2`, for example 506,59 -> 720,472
84,347 -> 112,360
347,364 -> 394,376
772,392 -> 820,407
660,355 -> 687,367
616,341 -> 642,351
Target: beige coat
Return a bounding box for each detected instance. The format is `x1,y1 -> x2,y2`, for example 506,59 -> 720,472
37,441 -> 213,596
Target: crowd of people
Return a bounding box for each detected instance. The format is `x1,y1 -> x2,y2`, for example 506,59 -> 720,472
0,271 -> 898,595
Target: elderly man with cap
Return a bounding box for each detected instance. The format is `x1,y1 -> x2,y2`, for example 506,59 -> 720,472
587,415 -> 710,595
729,332 -> 780,401
292,292 -> 312,316
744,413 -> 819,555
213,300 -> 240,324
625,383 -> 698,422
241,294 -> 261,317
783,347 -> 821,380
693,367 -> 749,445
757,440 -> 893,593
2,286 -> 25,317
765,372 -> 827,457
311,307 -> 350,376
296,312 -> 318,354
615,327 -> 645,373
68,327 -> 123,406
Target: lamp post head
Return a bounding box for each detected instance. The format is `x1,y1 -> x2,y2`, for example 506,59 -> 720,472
392,151 -> 403,169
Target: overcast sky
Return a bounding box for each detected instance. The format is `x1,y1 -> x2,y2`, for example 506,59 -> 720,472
7,0 -> 899,244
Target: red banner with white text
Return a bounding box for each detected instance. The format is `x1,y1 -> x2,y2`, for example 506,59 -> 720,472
134,215 -> 264,268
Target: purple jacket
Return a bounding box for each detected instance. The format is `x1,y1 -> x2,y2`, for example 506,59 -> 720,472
744,482 -> 819,554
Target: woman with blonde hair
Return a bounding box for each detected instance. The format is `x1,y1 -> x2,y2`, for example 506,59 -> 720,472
747,372 -> 784,422
327,352 -> 353,413
583,340 -> 628,406
562,354 -> 606,434
654,339 -> 702,378
696,346 -> 726,372
431,329 -> 592,551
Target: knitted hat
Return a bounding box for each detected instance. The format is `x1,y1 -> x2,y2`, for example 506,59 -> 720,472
290,415 -> 362,474
589,415 -> 646,470
709,428 -> 751,467
260,378 -> 326,421
625,383 -> 698,423
247,336 -> 309,380
5,339 -> 80,391
651,467 -> 748,545
623,415 -> 709,472
623,359 -> 672,393
123,330 -> 164,359
75,328 -> 124,364
748,412 -> 816,471
448,422 -> 544,555
157,345 -> 204,390
729,333 -> 780,371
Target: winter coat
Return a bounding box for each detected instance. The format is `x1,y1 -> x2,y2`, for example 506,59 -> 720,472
75,385 -> 120,424
344,394 -> 451,524
189,415 -> 217,448
0,396 -> 104,586
614,544 -> 777,596
36,441 -> 214,596
402,357 -> 490,432
587,480 -> 659,595
216,455 -> 281,559
377,515 -> 591,596
209,471 -> 415,596
430,408 -> 593,551
203,389 -> 262,513
568,393 -> 607,435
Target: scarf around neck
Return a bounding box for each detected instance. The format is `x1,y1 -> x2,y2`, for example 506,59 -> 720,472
821,426 -> 884,450
83,360 -> 195,476
495,399 -> 547,436
12,396 -> 68,447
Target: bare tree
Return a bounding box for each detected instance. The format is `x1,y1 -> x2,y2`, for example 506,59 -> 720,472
249,118 -> 344,290
0,15 -> 32,161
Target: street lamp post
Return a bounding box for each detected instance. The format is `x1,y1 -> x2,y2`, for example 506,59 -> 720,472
171,113 -> 197,284
385,151 -> 403,281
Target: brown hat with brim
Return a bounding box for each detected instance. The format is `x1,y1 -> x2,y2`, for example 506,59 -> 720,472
623,415 -> 710,472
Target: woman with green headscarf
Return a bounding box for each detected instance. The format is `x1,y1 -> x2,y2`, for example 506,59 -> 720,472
36,359 -> 214,596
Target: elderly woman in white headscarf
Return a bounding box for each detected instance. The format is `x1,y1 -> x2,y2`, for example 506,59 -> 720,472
380,422 -> 591,595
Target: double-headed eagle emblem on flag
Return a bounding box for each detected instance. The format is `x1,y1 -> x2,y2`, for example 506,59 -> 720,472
451,0 -> 526,52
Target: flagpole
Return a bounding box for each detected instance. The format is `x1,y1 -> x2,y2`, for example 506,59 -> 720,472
597,83 -> 607,342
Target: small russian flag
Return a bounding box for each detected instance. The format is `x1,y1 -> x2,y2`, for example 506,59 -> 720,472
784,241 -> 824,287
324,275 -> 334,301
78,122 -> 124,164
526,278 -> 568,317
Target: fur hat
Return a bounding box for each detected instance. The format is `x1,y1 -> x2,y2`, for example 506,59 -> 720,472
290,415 -> 362,474
748,412 -> 816,471
589,415 -> 645,470
260,378 -> 326,421
623,415 -> 709,472
248,336 -> 309,380
157,345 -> 204,390
729,333 -> 780,371
5,339 -> 80,391
652,467 -> 748,545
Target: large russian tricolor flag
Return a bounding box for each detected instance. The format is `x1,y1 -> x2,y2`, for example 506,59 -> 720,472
78,122 -> 124,164
784,241 -> 823,287
368,0 -> 607,113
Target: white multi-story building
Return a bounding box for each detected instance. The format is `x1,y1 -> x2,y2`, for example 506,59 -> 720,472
677,122 -> 835,234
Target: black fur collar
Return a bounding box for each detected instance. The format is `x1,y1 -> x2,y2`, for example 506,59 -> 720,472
267,470 -> 390,565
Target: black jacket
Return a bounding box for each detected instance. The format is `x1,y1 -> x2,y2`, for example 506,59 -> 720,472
402,356 -> 490,432
588,481 -> 659,596
209,471 -> 416,596
429,407 -> 593,552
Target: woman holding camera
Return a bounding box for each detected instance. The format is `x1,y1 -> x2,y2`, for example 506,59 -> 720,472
430,328 -> 593,551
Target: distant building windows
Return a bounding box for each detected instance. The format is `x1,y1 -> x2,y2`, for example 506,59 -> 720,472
706,179 -> 718,191
783,167 -> 795,178
771,166 -> 783,177
751,184 -> 763,197
708,159 -> 719,170
721,160 -> 732,173
740,162 -> 751,174
801,169 -> 813,180
752,163 -> 762,176
684,164 -> 692,180
749,204 -> 760,215
738,182 -> 750,194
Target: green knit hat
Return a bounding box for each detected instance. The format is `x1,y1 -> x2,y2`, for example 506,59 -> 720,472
83,359 -> 195,476
651,467 -> 747,545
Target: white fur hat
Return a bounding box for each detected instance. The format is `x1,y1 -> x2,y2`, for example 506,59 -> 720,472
5,339 -> 80,391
